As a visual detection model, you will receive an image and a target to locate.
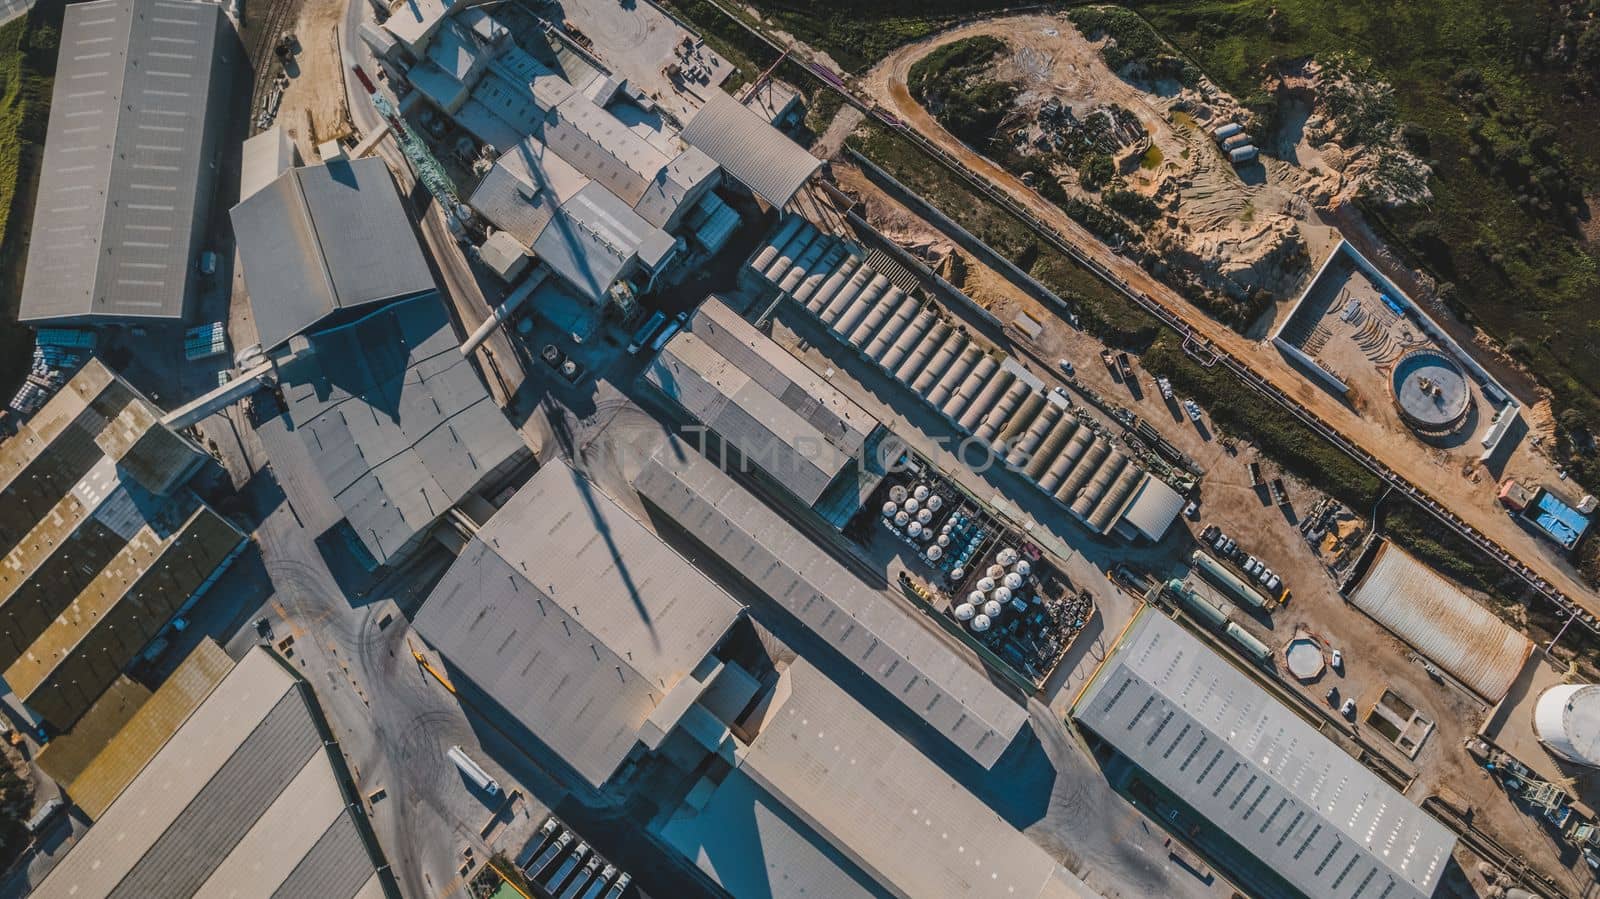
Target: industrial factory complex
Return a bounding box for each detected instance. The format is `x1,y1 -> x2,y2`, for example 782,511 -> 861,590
7,0 -> 1600,897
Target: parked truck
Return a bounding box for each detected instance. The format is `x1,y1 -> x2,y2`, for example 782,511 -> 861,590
446,745 -> 500,796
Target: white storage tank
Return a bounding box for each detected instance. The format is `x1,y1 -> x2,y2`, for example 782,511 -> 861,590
1534,684 -> 1600,767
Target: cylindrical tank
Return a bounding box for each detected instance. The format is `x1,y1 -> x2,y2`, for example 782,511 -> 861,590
992,586 -> 1012,604
950,567 -> 965,581
982,600 -> 1002,619
1003,572 -> 1024,590
976,577 -> 996,593
1014,559 -> 1031,577
996,548 -> 1018,566
971,613 -> 992,632
927,495 -> 943,512
1168,579 -> 1232,630
904,497 -> 920,513
987,564 -> 1005,579
917,508 -> 933,524
894,511 -> 909,527
926,545 -> 942,561
913,485 -> 930,501
1226,621 -> 1271,664
1191,551 -> 1270,610
882,502 -> 898,517
1534,684 -> 1600,767
907,522 -> 923,539
954,602 -> 976,621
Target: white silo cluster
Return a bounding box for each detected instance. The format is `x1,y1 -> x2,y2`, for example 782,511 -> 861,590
881,482 -> 949,563
954,546 -> 1036,635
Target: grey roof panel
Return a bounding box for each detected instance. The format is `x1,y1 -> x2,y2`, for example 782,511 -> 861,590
271,810 -> 382,899
413,460 -> 744,788
21,0 -> 225,321
233,157 -> 434,349
279,294 -> 527,563
682,90 -> 821,207
633,447 -> 1027,768
1072,611 -> 1456,899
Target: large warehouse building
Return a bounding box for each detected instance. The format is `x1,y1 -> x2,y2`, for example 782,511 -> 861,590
273,294 -> 530,567
413,459 -> 745,789
655,657 -> 1097,899
20,0 -> 230,324
33,643 -> 394,899
633,442 -> 1029,769
1072,609 -> 1456,899
645,295 -> 887,524
231,136 -> 436,350
0,361 -> 245,729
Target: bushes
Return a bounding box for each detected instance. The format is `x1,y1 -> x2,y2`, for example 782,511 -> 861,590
907,37 -> 1018,147
1067,7 -> 1198,86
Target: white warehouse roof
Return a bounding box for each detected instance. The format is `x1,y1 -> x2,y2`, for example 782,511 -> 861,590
682,90 -> 820,207
1346,541 -> 1533,702
414,459 -> 745,788
645,295 -> 879,507
633,443 -> 1028,768
1073,609 -> 1456,899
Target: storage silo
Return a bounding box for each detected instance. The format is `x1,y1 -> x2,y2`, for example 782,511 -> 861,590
1534,684 -> 1600,767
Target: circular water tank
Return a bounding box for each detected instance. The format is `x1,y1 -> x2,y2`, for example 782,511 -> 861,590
982,600 -> 1002,619
917,508 -> 934,524
971,613 -> 992,633
927,495 -> 943,512
976,577 -> 997,593
904,497 -> 920,513
954,602 -> 976,621
913,485 -> 930,501
1003,572 -> 1024,590
996,547 -> 1018,566
1015,560 -> 1032,577
992,586 -> 1013,604
882,502 -> 898,517
1534,684 -> 1600,767
894,511 -> 909,527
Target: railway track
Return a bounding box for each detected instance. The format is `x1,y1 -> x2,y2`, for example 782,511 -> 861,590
676,0 -> 1598,636
247,0 -> 302,131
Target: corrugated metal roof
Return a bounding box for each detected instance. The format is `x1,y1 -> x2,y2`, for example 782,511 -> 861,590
736,659 -> 1094,899
58,638 -> 233,819
278,294 -> 528,564
34,648 -> 384,899
1117,476 -> 1184,541
468,135 -> 590,246
532,181 -> 672,303
413,459 -> 744,788
658,766 -> 889,899
682,90 -> 820,207
20,0 -> 226,322
633,445 -> 1028,768
1348,541 -> 1533,701
232,157 -> 435,349
644,296 -> 878,507
1073,609 -> 1456,899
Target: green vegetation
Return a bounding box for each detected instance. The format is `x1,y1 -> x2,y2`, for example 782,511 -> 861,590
1121,0 -> 1600,489
906,36 -> 1017,146
0,6 -> 59,403
850,120 -> 1157,345
1066,6 -> 1198,86
1139,144 -> 1163,169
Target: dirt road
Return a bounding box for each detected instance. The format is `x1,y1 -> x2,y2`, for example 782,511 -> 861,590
858,13 -> 1599,617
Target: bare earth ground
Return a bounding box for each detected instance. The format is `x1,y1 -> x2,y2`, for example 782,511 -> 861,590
855,11 -> 1599,625
274,0 -> 352,160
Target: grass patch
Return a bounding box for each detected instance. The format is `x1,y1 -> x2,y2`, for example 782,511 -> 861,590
1122,0 -> 1600,488
850,119 -> 1157,345
0,5 -> 60,404
907,36 -> 1017,146
1139,144 -> 1163,169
